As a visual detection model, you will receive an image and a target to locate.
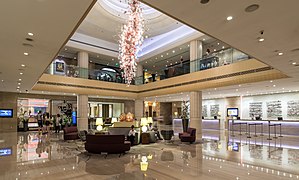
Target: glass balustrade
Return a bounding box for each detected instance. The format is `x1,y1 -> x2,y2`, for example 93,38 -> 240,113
44,48 -> 250,85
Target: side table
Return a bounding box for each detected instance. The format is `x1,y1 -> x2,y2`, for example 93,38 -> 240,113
141,132 -> 150,144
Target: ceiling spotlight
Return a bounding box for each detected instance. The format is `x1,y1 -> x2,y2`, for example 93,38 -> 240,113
273,85 -> 276,87
292,62 -> 297,65
172,50 -> 175,53
214,49 -> 216,52
17,86 -> 20,89
24,52 -> 29,56
28,32 -> 34,36
258,37 -> 265,42
222,46 -> 225,49
18,83 -> 21,85
73,93 -> 76,96
64,48 -> 67,51
19,79 -> 22,81
217,43 -> 220,45
89,60 -> 92,63
203,38 -> 205,41
161,55 -> 163,58
270,80 -> 273,83
187,44 -> 190,47
226,16 -> 233,21
278,52 -> 283,56
21,64 -> 25,67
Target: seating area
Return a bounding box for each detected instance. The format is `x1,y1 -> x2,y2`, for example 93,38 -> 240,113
85,134 -> 131,154
179,128 -> 196,143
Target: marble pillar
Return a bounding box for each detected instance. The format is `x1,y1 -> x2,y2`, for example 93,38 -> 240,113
190,40 -> 203,73
134,99 -> 143,121
77,51 -> 89,130
136,63 -> 143,85
77,95 -> 89,131
189,91 -> 202,140
78,51 -> 89,78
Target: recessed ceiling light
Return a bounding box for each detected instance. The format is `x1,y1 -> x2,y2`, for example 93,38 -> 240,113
187,45 -> 190,47
28,32 -> 34,36
112,59 -> 114,61
161,55 -> 163,58
172,50 -> 175,53
292,62 -> 297,65
21,64 -> 25,67
1,80 -> 3,82
155,57 -> 157,59
273,84 -> 276,87
175,62 -> 178,63
222,46 -> 225,49
236,89 -> 239,91
17,86 -> 20,89
270,80 -> 273,83
217,43 -> 220,45
238,84 -> 241,87
203,39 -> 205,41
278,52 -> 283,56
89,60 -> 92,63
180,48 -> 182,50
258,37 -> 265,42
214,49 -> 216,52
18,83 -> 21,85
166,53 -> 169,55
226,16 -> 233,21
20,72 -> 23,75
24,52 -> 29,56
145,61 -> 148,64
64,48 -> 67,51
214,88 -> 217,90
73,93 -> 76,96
97,55 -> 99,58
19,79 -> 22,81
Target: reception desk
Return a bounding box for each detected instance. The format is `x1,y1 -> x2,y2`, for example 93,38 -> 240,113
202,119 -> 220,130
228,119 -> 299,136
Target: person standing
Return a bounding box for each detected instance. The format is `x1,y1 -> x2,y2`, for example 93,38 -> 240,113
128,125 -> 136,146
45,113 -> 51,134
37,111 -> 43,134
55,114 -> 61,133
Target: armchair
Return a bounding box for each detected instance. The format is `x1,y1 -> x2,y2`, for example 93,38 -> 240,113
179,128 -> 196,143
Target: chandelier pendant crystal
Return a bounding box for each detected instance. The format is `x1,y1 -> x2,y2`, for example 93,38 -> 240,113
119,0 -> 144,85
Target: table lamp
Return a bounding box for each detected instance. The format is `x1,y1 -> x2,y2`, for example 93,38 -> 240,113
140,117 -> 148,133
147,117 -> 153,124
111,117 -> 118,123
96,117 -> 103,131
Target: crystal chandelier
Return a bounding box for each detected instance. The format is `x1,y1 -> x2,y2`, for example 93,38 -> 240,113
119,0 -> 144,85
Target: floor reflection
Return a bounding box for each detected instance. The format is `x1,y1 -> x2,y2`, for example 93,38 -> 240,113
1,131 -> 299,179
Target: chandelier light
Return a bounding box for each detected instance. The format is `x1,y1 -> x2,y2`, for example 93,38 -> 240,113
119,0 -> 144,85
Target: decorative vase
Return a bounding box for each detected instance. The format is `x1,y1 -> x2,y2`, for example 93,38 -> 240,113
182,119 -> 189,132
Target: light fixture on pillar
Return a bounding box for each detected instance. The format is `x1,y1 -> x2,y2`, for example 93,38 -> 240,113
118,0 -> 145,85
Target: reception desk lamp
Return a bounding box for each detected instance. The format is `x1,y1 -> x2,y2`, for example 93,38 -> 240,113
96,118 -> 103,131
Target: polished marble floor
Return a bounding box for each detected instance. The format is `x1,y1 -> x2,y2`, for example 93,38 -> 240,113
0,130 -> 299,180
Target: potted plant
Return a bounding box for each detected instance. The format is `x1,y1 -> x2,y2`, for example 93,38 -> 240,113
181,101 -> 190,132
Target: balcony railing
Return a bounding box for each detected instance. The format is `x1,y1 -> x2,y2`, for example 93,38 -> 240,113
140,48 -> 250,84
44,48 -> 250,85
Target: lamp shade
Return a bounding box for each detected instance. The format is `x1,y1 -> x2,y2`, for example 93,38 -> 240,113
111,117 -> 118,123
96,118 -> 103,125
140,117 -> 148,126
140,156 -> 148,171
147,117 -> 153,124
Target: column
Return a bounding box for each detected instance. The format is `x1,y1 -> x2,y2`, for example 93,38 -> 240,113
136,63 -> 143,85
189,91 -> 202,140
77,95 -> 89,131
134,99 -> 143,121
77,51 -> 89,130
78,51 -> 89,78
189,40 -> 203,73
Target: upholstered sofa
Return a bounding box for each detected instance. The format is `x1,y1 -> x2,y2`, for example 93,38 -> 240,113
179,128 -> 196,143
85,134 -> 130,154
63,126 -> 79,140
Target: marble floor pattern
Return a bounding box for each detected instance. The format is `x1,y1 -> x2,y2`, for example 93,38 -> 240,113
0,130 -> 299,180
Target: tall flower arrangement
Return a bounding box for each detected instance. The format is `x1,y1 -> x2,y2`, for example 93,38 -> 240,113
119,0 -> 144,85
181,100 -> 190,120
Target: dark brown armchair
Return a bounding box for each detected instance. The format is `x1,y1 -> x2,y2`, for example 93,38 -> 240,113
179,128 -> 196,143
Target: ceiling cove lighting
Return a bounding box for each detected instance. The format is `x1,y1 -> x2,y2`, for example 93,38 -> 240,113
119,0 -> 144,85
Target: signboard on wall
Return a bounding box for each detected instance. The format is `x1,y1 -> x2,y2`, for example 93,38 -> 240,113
54,59 -> 65,74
